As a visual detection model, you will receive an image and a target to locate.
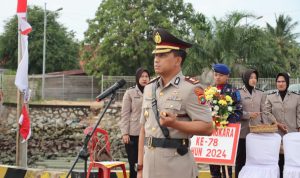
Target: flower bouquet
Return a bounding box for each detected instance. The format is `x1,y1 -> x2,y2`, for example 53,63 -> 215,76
203,86 -> 235,128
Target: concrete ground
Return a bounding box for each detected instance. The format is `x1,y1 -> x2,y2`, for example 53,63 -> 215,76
0,163 -> 235,178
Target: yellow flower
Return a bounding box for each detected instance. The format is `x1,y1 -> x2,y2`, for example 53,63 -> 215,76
220,120 -> 229,125
205,87 -> 218,96
205,94 -> 213,101
225,95 -> 233,104
218,99 -> 227,106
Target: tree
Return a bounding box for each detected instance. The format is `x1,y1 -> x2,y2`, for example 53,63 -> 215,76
266,14 -> 300,76
0,6 -> 79,74
81,0 -> 209,78
192,12 -> 267,77
188,12 -> 300,77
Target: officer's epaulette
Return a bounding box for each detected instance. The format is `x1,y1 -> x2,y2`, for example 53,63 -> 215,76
267,91 -> 277,95
290,91 -> 300,95
255,88 -> 264,92
147,76 -> 160,85
238,86 -> 264,92
185,76 -> 200,85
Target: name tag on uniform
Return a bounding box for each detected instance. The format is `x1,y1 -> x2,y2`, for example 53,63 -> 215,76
167,95 -> 182,101
244,96 -> 251,100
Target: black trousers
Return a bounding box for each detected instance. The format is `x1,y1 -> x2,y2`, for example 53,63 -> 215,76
209,165 -> 232,178
235,138 -> 246,178
125,135 -> 139,178
279,154 -> 284,178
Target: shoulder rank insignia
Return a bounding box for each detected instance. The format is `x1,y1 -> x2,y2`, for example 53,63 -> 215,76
290,91 -> 300,95
255,87 -> 264,92
185,76 -> 200,85
267,91 -> 277,95
148,76 -> 160,85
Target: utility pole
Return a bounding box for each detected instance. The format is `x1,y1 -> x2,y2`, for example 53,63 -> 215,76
42,2 -> 47,100
42,4 -> 62,100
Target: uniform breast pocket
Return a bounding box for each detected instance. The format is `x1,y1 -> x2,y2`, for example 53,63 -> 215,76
143,98 -> 152,109
163,101 -> 182,113
243,96 -> 251,100
133,96 -> 142,101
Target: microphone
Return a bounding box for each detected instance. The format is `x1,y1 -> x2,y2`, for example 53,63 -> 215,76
96,79 -> 126,101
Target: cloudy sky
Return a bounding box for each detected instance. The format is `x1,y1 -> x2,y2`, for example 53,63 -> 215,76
0,0 -> 299,41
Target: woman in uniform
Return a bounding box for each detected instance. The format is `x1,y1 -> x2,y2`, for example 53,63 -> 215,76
264,72 -> 300,178
119,68 -> 150,178
236,69 -> 266,177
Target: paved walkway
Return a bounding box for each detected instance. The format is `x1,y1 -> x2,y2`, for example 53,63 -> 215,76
0,164 -> 236,178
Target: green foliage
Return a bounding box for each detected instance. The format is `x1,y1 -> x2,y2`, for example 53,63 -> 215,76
81,1 -> 300,78
187,12 -> 300,77
0,6 -> 80,74
81,0 -> 209,78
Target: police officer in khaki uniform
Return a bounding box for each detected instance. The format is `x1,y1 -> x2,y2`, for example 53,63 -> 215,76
119,68 -> 150,178
236,69 -> 266,177
263,72 -> 300,178
136,28 -> 213,178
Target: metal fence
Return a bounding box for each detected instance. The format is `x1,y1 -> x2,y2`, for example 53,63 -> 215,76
0,73 -> 299,102
0,74 -> 102,102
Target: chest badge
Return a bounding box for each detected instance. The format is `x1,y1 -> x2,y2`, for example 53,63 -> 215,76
174,77 -> 180,85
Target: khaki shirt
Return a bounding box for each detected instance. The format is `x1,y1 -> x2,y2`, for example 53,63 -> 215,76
264,91 -> 300,136
238,86 -> 266,138
119,85 -> 143,136
140,71 -> 212,178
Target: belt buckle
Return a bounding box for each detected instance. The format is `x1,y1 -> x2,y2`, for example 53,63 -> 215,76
147,137 -> 153,149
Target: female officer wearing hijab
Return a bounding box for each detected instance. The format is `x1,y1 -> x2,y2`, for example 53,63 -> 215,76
236,69 -> 266,177
264,72 -> 300,178
119,68 -> 150,178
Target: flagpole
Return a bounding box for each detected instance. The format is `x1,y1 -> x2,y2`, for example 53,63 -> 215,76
16,14 -> 28,168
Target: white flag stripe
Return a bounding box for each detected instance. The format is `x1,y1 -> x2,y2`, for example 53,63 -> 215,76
15,35 -> 29,92
17,14 -> 32,35
17,12 -> 26,18
18,114 -> 24,124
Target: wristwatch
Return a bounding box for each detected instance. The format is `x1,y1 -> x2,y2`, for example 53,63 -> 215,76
135,163 -> 143,171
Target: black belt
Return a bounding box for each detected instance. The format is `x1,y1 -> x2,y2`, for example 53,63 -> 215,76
144,137 -> 189,148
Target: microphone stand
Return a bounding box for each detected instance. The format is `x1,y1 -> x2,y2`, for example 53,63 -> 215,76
66,92 -> 116,178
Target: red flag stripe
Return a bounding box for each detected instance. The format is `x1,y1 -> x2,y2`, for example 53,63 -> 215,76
21,28 -> 32,35
17,0 -> 27,13
19,105 -> 31,141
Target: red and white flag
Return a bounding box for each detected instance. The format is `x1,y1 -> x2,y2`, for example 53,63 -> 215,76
15,0 -> 32,142
18,105 -> 31,142
15,0 -> 32,92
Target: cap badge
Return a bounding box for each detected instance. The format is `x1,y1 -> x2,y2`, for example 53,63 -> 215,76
154,32 -> 161,44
